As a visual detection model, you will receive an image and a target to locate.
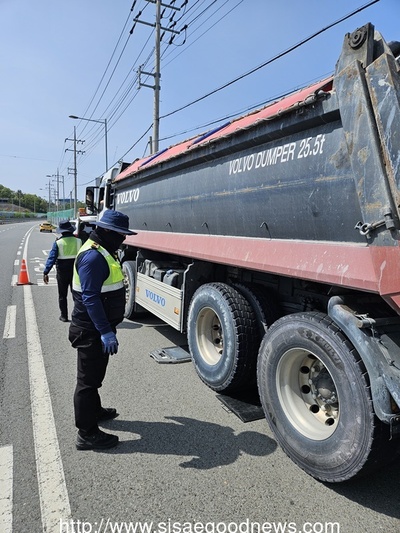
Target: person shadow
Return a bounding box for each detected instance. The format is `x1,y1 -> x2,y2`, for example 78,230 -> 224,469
100,416 -> 277,469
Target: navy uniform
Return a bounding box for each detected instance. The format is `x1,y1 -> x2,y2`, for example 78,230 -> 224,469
68,210 -> 136,450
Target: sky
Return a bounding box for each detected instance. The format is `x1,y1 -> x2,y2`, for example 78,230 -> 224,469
0,0 -> 399,203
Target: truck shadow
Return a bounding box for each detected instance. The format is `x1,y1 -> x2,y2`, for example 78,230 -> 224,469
120,316 -> 169,327
100,416 -> 277,469
327,456 -> 400,519
119,319 -> 400,518
119,317 -> 192,357
120,316 -> 186,338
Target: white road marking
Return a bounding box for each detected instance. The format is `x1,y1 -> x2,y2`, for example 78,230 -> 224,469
3,305 -> 16,339
34,263 -> 46,274
22,228 -> 71,531
11,275 -> 17,287
0,445 -> 13,533
14,259 -> 19,267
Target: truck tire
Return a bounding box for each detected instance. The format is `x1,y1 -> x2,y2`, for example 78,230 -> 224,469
257,311 -> 396,482
187,282 -> 258,393
122,260 -> 146,320
233,282 -> 280,338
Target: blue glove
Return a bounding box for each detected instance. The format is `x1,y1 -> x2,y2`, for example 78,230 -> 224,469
101,332 -> 119,355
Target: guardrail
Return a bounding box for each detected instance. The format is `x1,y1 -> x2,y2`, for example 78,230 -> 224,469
0,216 -> 44,225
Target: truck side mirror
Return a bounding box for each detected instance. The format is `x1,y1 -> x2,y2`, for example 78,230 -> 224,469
85,187 -> 95,211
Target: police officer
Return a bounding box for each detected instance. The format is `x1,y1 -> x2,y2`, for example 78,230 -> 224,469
69,210 -> 136,450
43,220 -> 82,322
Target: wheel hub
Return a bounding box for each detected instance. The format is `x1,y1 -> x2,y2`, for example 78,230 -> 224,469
277,349 -> 340,440
196,307 -> 224,365
311,369 -> 337,405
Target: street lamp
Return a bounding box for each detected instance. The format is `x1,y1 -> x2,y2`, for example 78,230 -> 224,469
69,115 -> 108,172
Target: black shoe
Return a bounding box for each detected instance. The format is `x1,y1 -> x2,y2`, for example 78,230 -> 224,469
59,316 -> 69,322
97,407 -> 118,421
76,429 -> 119,450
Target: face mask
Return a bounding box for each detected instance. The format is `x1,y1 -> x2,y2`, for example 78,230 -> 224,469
113,233 -> 126,250
95,228 -> 125,253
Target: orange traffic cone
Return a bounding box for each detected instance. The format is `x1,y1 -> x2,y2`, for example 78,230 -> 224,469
16,259 -> 32,285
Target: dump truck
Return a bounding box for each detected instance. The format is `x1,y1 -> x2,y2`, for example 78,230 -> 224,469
86,23 -> 400,483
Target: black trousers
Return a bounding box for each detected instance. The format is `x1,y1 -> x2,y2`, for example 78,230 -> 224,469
56,269 -> 73,319
69,323 -> 110,434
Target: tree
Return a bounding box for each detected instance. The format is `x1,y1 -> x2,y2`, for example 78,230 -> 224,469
0,184 -> 48,213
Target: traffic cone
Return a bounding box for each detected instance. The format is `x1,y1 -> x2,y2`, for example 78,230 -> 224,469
16,259 -> 32,285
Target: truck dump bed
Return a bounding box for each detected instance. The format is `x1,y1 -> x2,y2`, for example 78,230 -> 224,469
114,23 -> 400,311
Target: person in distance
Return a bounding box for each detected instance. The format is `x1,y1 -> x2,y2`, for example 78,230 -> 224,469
43,220 -> 82,322
69,210 -> 136,451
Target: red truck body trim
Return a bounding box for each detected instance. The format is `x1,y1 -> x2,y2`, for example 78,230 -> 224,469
125,231 -> 400,309
116,78 -> 333,181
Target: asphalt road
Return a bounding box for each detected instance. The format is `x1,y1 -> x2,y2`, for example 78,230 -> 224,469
1,221 -> 399,533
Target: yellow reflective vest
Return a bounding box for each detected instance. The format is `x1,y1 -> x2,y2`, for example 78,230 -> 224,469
72,239 -> 124,293
56,235 -> 82,260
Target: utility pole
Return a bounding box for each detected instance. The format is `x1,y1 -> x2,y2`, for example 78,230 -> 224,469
135,0 -> 180,154
60,171 -> 65,211
47,168 -> 65,214
65,127 -> 85,217
39,181 -> 52,214
45,179 -> 51,212
154,0 -> 161,153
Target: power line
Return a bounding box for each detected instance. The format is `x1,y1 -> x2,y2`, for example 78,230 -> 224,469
80,3 -> 137,122
159,71 -> 334,144
57,3 -> 139,176
160,0 -> 381,120
62,0 -> 380,185
82,0 -> 231,154
66,3 -> 155,166
64,1 -> 233,169
161,0 -> 243,63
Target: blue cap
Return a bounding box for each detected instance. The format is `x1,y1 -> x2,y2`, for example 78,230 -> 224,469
95,210 -> 136,235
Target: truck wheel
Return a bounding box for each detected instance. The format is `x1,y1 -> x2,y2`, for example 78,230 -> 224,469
233,283 -> 280,338
257,311 -> 394,482
187,282 -> 258,392
122,260 -> 146,320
